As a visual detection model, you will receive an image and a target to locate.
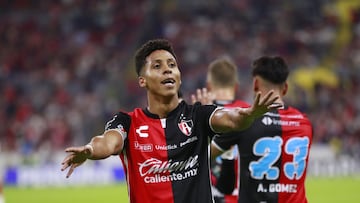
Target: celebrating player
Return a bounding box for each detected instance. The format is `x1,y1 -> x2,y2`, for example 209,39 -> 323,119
61,39 -> 280,203
211,56 -> 313,203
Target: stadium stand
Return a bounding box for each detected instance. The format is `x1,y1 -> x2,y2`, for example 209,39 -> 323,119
1,0 -> 360,186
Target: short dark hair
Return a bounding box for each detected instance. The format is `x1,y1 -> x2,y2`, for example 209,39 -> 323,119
252,56 -> 289,84
134,39 -> 177,76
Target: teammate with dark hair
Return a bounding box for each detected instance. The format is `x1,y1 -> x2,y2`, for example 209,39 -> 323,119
211,56 -> 313,203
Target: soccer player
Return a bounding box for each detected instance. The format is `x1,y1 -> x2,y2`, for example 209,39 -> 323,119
211,56 -> 313,203
202,56 -> 249,203
61,39 -> 280,203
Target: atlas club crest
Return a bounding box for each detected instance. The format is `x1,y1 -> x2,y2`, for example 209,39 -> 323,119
178,119 -> 193,136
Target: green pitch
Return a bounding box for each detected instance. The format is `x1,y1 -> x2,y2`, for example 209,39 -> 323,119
4,177 -> 360,203
4,183 -> 129,203
305,176 -> 360,202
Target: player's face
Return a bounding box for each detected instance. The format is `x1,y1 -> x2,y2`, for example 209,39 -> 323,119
139,49 -> 181,97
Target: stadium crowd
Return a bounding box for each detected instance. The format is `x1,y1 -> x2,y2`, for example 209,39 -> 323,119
1,0 -> 360,165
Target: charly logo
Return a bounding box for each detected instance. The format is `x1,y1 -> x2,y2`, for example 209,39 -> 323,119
136,125 -> 149,137
178,119 -> 193,136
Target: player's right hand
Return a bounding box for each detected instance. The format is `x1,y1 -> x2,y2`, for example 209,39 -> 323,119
61,145 -> 92,178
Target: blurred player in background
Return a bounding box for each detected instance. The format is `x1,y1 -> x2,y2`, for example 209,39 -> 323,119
201,56 -> 249,203
211,56 -> 313,203
61,39 -> 281,203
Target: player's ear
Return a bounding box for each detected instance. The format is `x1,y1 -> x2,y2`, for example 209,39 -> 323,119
253,77 -> 259,92
138,76 -> 146,88
234,83 -> 239,93
206,81 -> 211,90
282,82 -> 288,96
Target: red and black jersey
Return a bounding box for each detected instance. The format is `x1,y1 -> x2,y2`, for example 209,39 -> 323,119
105,101 -> 218,203
212,106 -> 313,203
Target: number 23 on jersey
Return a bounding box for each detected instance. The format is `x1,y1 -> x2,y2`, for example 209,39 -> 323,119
249,136 -> 310,180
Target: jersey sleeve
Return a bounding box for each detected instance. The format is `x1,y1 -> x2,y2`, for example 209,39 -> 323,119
194,103 -> 218,139
212,131 -> 242,152
104,111 -> 131,141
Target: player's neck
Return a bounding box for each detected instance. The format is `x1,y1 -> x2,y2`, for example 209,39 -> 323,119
147,94 -> 179,118
257,89 -> 284,106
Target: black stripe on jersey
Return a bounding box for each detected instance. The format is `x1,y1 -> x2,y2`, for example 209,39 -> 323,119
165,101 -> 215,203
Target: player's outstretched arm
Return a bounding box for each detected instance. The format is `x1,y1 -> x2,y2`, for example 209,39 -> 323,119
211,90 -> 281,133
61,130 -> 123,178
